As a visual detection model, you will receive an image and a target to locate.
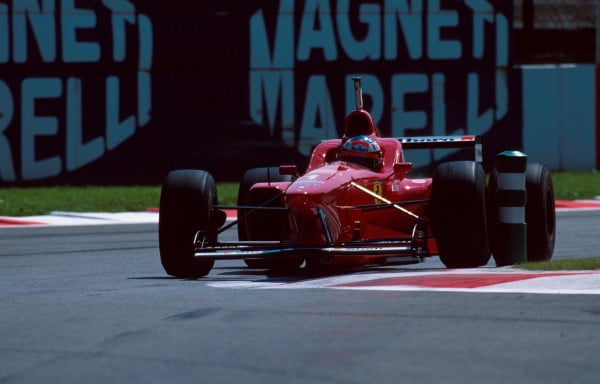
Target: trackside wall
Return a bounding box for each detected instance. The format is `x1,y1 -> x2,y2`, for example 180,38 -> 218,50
0,1 -> 596,186
521,65 -> 597,171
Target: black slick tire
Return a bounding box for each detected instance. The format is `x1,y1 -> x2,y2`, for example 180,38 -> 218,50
525,163 -> 556,262
237,167 -> 302,270
431,161 -> 491,268
159,169 -> 216,278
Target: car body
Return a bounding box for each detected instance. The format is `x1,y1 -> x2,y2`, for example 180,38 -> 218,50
234,133 -> 479,269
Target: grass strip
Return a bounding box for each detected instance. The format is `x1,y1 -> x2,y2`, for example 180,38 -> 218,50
0,184 -> 238,217
551,171 -> 599,200
0,186 -> 161,217
0,171 -> 597,216
517,257 -> 600,271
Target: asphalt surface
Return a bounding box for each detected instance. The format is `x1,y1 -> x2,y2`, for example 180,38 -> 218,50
0,211 -> 599,383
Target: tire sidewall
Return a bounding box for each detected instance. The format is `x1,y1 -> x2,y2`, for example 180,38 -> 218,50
525,163 -> 556,262
431,161 -> 490,268
159,169 -> 216,278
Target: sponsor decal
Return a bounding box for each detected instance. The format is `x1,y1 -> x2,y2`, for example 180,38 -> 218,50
373,182 -> 383,204
0,1 -> 523,184
0,0 -> 153,182
248,0 -> 512,166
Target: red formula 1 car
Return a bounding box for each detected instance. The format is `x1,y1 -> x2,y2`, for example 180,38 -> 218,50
158,78 -> 556,278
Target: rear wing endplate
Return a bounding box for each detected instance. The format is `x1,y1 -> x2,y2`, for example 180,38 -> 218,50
397,135 -> 482,162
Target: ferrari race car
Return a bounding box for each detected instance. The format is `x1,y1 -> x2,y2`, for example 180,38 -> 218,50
158,78 -> 556,278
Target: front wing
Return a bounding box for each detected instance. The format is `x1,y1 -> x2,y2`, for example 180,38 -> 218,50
193,239 -> 426,261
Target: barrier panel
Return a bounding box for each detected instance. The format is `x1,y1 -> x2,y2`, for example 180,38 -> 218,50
0,1 -> 592,185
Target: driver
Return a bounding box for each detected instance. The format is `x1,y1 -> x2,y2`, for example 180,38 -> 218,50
339,135 -> 383,171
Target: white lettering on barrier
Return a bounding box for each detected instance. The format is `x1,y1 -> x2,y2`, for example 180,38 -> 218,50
0,80 -> 15,181
391,73 -> 429,136
337,0 -> 380,61
66,77 -> 104,172
384,0 -> 423,60
0,1 -> 153,182
0,4 -> 8,63
432,73 -> 453,162
66,78 -> 104,171
391,73 -> 430,168
465,0 -> 494,59
249,0 -> 510,163
468,73 -> 494,137
62,0 -> 100,63
13,0 -> 56,63
103,0 -> 136,62
21,78 -> 62,180
106,76 -> 135,151
249,0 -> 295,145
298,76 -> 336,155
297,0 -> 338,61
137,71 -> 151,127
249,70 -> 295,144
427,0 -> 461,60
249,0 -> 294,69
3,0 -> 142,64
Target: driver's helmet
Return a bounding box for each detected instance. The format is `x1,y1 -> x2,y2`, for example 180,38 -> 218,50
340,135 -> 383,170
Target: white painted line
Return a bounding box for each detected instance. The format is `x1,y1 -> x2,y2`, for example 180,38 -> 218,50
0,211 -> 159,227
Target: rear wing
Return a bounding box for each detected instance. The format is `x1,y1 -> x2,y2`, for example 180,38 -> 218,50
397,135 -> 482,162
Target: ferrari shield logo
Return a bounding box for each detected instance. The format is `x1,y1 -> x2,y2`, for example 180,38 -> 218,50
373,183 -> 383,204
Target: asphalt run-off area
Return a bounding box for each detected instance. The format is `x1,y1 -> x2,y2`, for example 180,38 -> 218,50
1,206 -> 599,384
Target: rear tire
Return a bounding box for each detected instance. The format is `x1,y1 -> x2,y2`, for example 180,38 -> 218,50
525,163 -> 556,262
237,167 -> 302,270
159,170 -> 216,278
431,161 -> 491,268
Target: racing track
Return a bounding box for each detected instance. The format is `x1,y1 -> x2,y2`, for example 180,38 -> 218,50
1,210 -> 599,383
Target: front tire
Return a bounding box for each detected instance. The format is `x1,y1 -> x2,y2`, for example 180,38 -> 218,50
431,161 -> 491,268
159,170 -> 216,278
237,167 -> 302,271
